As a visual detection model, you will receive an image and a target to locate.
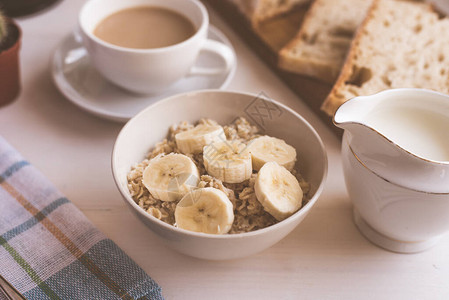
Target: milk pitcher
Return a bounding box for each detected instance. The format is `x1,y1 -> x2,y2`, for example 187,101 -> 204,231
334,89 -> 449,253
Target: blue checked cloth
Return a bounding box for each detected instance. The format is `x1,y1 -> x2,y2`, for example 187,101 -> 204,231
0,136 -> 164,300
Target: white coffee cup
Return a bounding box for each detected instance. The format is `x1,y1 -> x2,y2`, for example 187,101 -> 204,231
79,0 -> 235,94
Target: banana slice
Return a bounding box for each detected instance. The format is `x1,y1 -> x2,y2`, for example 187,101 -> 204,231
247,136 -> 296,171
254,161 -> 303,221
175,124 -> 225,154
203,140 -> 252,183
142,153 -> 199,202
175,187 -> 234,234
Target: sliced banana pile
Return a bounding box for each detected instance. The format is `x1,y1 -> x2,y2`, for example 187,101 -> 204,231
203,140 -> 252,184
175,187 -> 234,234
142,153 -> 199,202
175,123 -> 225,154
254,162 -> 303,221
247,136 -> 297,171
141,120 -> 305,234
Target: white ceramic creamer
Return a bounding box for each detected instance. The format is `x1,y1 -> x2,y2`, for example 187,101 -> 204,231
334,89 -> 449,253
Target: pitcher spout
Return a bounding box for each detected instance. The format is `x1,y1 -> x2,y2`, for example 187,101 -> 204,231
333,94 -> 384,148
333,94 -> 382,129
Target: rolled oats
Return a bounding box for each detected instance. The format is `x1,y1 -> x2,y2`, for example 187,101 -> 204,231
127,117 -> 310,233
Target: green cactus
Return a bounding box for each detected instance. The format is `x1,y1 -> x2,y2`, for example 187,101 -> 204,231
0,11 -> 8,49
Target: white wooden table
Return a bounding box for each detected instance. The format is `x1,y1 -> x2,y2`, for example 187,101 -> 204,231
1,1 -> 448,299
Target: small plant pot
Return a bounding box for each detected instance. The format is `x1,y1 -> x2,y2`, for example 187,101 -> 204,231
0,18 -> 21,106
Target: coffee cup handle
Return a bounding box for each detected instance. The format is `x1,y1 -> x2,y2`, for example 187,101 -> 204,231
187,39 -> 235,76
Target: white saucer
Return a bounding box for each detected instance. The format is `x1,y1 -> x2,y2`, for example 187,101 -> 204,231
51,26 -> 236,122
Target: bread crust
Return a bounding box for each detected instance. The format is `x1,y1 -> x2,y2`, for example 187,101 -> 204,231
321,0 -> 379,116
321,0 -> 380,116
321,0 -> 437,116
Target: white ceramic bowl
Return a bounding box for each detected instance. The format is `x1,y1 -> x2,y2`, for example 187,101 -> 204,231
112,90 -> 327,260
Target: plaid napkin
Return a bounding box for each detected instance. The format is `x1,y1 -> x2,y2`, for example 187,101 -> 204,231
0,136 -> 164,300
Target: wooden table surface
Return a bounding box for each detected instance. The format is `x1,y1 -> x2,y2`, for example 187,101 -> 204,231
1,1 -> 448,299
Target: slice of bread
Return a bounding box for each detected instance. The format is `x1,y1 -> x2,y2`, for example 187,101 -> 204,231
254,5 -> 310,52
322,0 -> 449,116
278,0 -> 374,83
231,0 -> 310,26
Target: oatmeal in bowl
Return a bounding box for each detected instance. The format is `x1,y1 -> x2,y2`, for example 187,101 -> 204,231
112,90 -> 327,260
127,117 -> 311,235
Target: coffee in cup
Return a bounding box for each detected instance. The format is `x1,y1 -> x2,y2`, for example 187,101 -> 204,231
79,0 -> 235,94
93,6 -> 196,49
